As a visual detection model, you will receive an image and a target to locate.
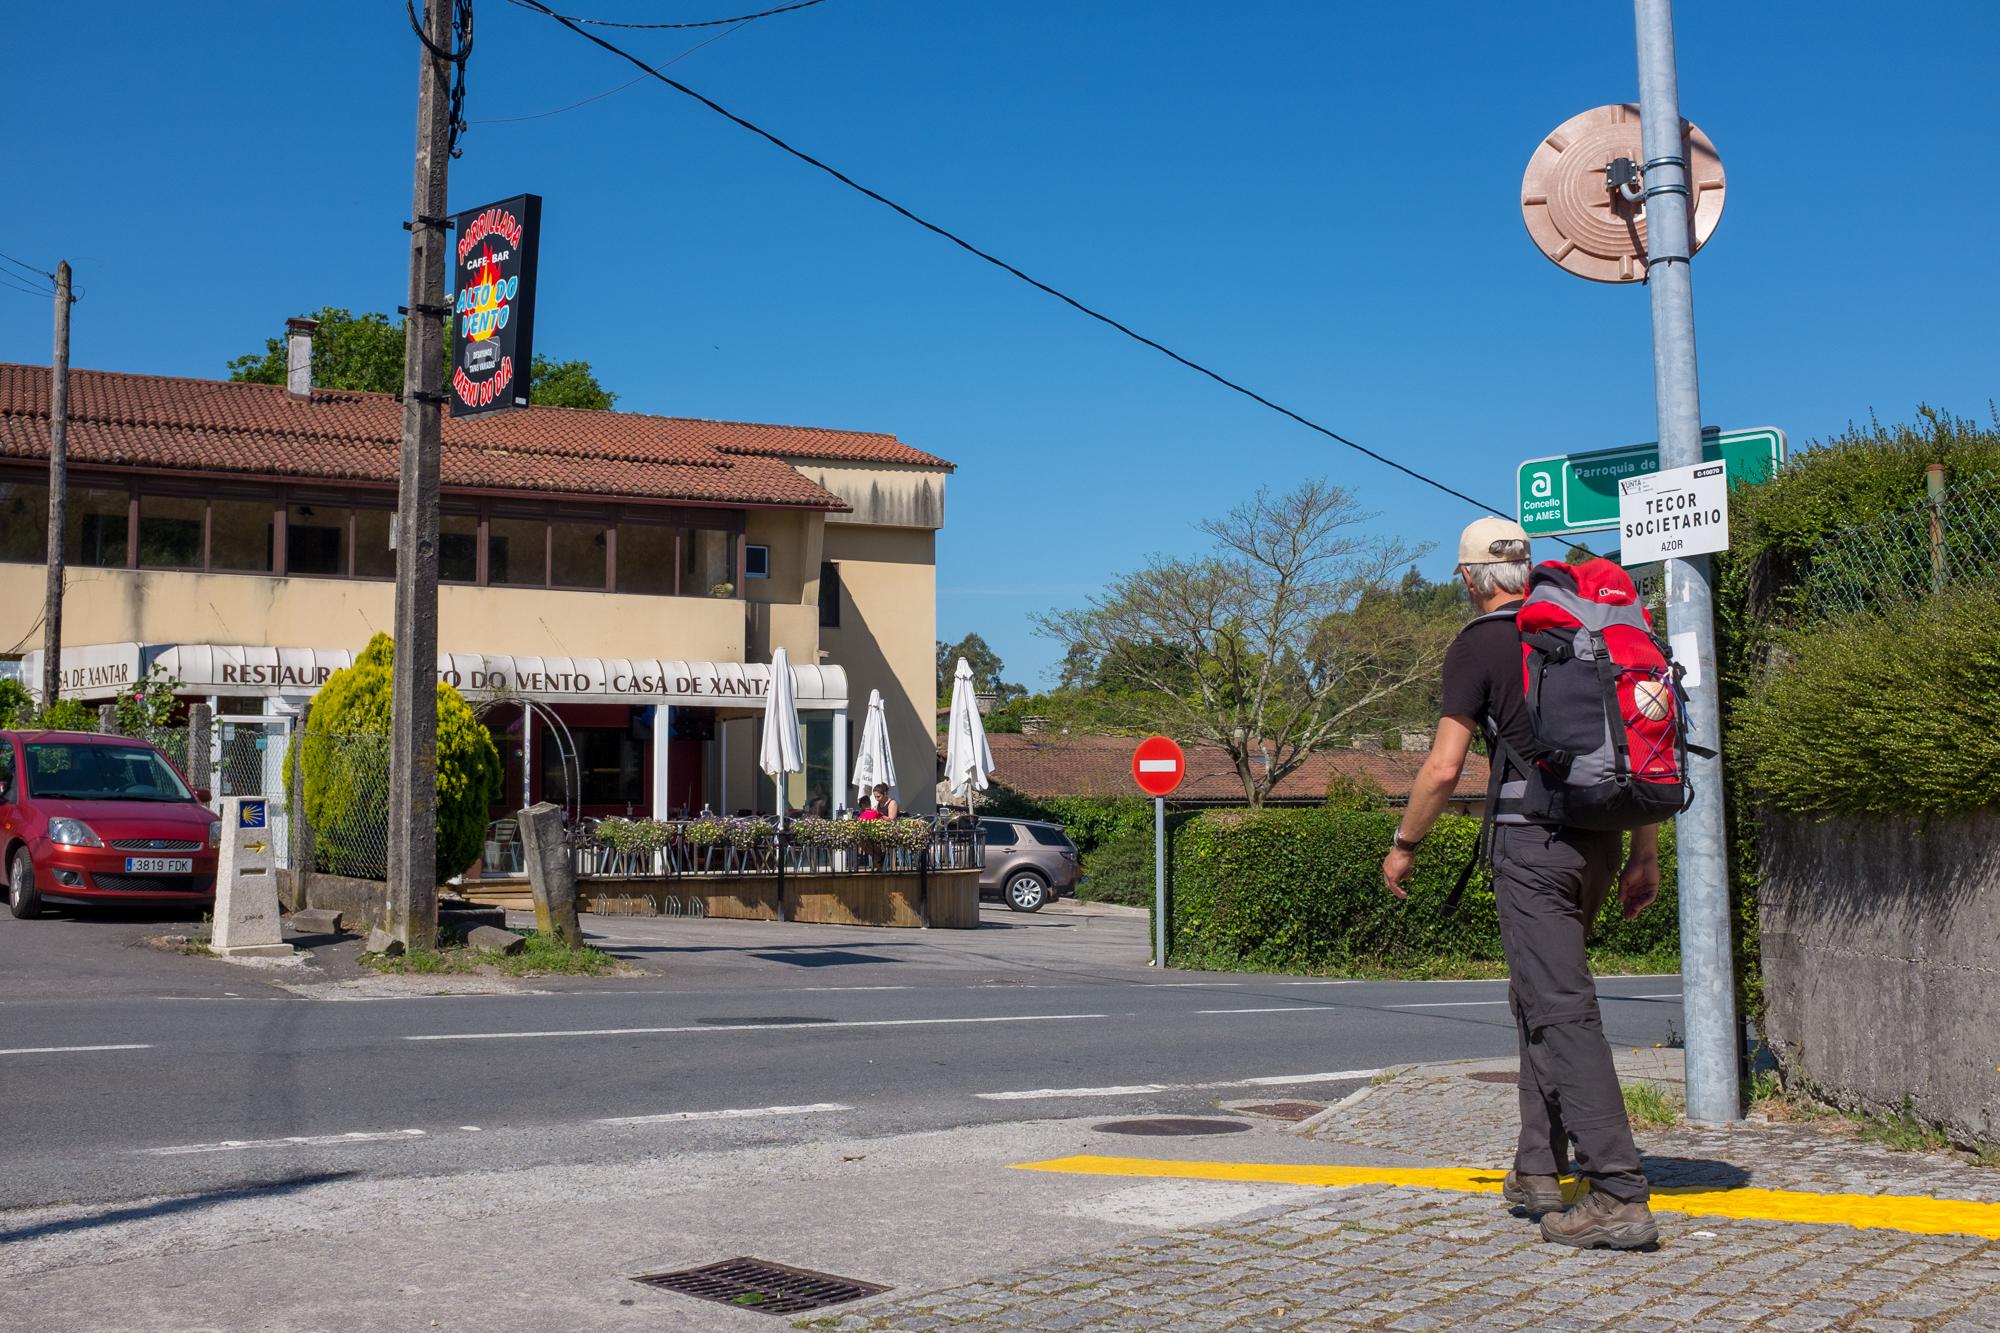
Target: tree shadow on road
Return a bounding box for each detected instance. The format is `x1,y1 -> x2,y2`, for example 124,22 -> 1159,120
0,1171 -> 358,1245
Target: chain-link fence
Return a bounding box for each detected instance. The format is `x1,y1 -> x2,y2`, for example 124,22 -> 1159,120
286,730 -> 392,881
1800,469 -> 2000,622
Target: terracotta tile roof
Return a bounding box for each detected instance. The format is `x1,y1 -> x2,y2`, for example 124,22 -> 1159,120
0,364 -> 950,506
978,732 -> 1491,805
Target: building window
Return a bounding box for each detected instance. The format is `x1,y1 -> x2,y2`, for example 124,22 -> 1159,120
819,561 -> 841,627
550,520 -> 608,590
66,487 -> 129,568
0,480 -> 49,563
352,508 -> 396,579
542,725 -> 645,808
686,529 -> 734,595
616,523 -> 676,596
440,514 -> 479,583
286,504 -> 350,576
487,517 -> 545,587
210,498 -> 274,572
745,544 -> 770,579
137,495 -> 204,569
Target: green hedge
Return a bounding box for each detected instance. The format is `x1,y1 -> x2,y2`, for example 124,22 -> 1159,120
1168,808 -> 1678,972
1737,585 -> 2000,818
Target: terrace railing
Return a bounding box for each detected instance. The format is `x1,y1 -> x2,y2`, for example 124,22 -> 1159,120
571,815 -> 985,880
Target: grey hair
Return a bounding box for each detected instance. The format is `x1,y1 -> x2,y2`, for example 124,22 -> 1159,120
1466,558 -> 1531,597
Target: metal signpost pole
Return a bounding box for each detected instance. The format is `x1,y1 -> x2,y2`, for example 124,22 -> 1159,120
1154,796 -> 1167,968
386,0 -> 455,951
1634,0 -> 1740,1123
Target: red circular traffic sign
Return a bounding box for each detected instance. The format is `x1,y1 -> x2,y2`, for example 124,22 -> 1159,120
1131,735 -> 1186,797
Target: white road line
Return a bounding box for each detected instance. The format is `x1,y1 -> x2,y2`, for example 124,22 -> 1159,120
403,1012 -> 1109,1042
1388,1000 -> 1510,1008
141,1129 -> 427,1157
0,1043 -> 153,1056
1275,980 -> 1363,986
1154,982 -> 1244,988
1194,1006 -> 1328,1015
596,1102 -> 852,1126
1616,992 -> 1685,1000
977,1069 -> 1382,1101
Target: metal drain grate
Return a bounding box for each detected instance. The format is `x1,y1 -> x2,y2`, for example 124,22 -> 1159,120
1467,1070 -> 1519,1085
1092,1117 -> 1253,1136
1236,1101 -> 1326,1122
631,1257 -> 887,1315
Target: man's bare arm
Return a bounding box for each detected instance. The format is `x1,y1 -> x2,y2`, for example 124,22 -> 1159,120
1395,715 -> 1477,845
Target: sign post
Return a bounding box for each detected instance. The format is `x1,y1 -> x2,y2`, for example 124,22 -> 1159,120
211,797 -> 293,959
1131,736 -> 1186,968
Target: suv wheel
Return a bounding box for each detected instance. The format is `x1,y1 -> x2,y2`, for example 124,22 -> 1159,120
8,847 -> 42,919
1004,871 -> 1049,913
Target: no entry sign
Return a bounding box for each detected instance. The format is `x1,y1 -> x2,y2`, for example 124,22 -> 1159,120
1131,736 -> 1186,797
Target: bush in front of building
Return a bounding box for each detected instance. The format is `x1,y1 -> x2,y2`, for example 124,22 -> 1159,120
289,633 -> 502,885
1168,807 -> 1679,973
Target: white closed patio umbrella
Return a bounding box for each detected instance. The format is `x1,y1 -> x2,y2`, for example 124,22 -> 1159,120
759,646 -> 803,828
851,687 -> 897,810
943,656 -> 994,820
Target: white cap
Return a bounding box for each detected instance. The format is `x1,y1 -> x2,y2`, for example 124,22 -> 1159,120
1457,516 -> 1532,566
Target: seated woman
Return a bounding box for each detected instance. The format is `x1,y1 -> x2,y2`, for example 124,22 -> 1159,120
869,784 -> 899,821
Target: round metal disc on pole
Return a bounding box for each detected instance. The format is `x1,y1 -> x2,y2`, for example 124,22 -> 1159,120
1521,103 -> 1725,283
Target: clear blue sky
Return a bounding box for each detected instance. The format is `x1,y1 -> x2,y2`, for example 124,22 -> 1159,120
3,3 -> 1994,686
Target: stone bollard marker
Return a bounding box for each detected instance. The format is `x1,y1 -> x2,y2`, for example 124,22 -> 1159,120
211,796 -> 295,958
518,802 -> 581,949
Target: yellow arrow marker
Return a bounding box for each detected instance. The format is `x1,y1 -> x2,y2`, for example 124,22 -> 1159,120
241,840 -> 269,854
1012,1155 -> 2000,1241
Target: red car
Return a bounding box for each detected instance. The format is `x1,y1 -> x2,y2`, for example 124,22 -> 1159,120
0,730 -> 221,918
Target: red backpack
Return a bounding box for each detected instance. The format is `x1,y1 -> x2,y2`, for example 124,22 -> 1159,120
1448,559 -> 1701,907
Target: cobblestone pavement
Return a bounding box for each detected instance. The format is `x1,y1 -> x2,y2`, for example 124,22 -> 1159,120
810,1054 -> 2000,1332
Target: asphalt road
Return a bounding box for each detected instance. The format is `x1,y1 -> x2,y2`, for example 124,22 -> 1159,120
0,902 -> 1684,1211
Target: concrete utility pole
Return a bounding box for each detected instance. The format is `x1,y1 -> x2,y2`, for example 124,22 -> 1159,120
41,261 -> 73,708
386,0 -> 455,950
1634,0 -> 1740,1123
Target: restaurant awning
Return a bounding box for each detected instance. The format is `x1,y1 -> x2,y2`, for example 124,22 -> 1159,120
20,642 -> 849,711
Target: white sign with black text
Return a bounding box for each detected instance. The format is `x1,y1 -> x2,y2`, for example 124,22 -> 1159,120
1617,460 -> 1730,565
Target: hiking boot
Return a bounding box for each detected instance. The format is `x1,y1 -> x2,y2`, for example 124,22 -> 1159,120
1501,1170 -> 1565,1215
1539,1188 -> 1660,1250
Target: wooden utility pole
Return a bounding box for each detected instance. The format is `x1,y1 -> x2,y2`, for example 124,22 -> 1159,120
386,1 -> 455,949
40,261 -> 73,708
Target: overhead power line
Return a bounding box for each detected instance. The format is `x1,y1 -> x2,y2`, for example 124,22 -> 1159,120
501,0 -> 829,29
0,250 -> 57,288
506,0 -> 1511,521
471,17 -> 745,124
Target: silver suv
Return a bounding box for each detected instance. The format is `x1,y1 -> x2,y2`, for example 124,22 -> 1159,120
977,818 -> 1080,913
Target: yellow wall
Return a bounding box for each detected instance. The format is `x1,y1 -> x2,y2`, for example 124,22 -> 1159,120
0,564 -> 746,663
821,524 -> 938,813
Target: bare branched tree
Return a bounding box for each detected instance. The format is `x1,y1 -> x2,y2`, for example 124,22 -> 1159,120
1036,481 -> 1454,807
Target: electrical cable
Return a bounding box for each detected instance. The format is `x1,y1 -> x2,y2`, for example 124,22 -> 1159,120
0,252 -> 56,289
469,17 -> 744,125
500,0 -> 827,30
506,0 -> 1514,520
408,0 -> 476,159
0,275 -> 55,299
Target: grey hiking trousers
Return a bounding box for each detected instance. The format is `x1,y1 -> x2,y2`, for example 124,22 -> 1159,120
1493,822 -> 1650,1203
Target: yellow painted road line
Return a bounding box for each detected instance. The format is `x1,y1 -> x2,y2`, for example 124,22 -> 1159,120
1012,1155 -> 2000,1241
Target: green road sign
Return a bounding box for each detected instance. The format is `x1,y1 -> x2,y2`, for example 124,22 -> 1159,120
1518,426 -> 1786,538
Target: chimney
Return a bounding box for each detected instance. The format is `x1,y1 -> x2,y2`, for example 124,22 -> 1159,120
1020,715 -> 1051,735
1351,733 -> 1384,752
974,690 -> 997,716
285,317 -> 318,400
1400,729 -> 1434,752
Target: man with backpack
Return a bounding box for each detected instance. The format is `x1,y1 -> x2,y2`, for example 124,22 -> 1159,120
1381,516 -> 1670,1251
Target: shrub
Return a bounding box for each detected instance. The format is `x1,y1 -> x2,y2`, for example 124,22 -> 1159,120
31,699 -> 96,731
0,678 -> 32,727
288,633 -> 501,884
1736,585 -> 2000,818
1169,807 -> 1679,972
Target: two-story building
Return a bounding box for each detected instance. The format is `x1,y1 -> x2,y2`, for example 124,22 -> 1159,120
0,355 -> 950,826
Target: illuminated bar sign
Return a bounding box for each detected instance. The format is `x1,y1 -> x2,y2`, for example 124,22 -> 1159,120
450,192 -> 541,417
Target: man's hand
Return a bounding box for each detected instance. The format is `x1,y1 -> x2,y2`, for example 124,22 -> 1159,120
1382,847 -> 1415,899
1618,849 -> 1660,921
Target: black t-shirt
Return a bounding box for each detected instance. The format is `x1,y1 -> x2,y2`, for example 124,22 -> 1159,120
1440,600 -> 1537,781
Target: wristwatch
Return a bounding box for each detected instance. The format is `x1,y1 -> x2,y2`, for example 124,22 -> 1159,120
1392,829 -> 1423,854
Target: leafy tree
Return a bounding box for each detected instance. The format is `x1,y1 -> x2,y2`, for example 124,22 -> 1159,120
287,633 -> 502,883
0,678 -> 32,728
935,632 -> 1026,705
1037,480 -> 1446,808
227,306 -> 617,409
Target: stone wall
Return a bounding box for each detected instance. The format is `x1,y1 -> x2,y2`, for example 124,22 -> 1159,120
1760,810 -> 2000,1146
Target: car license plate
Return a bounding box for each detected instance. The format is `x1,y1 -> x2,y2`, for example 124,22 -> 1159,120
124,857 -> 193,874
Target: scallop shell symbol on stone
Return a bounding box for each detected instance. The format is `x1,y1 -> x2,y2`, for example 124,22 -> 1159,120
1521,104 -> 1726,283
